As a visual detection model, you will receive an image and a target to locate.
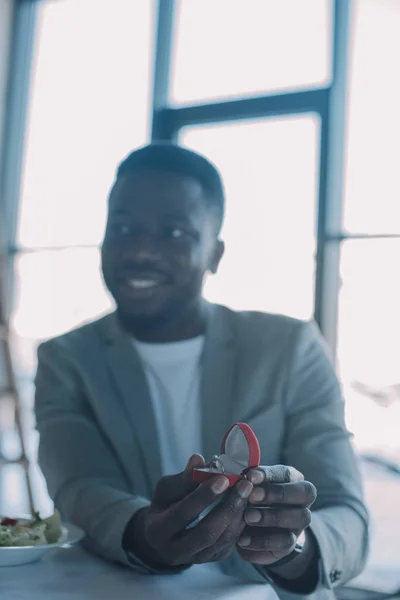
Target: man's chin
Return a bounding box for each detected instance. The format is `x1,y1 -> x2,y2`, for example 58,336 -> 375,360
117,300 -> 167,320
116,300 -> 173,332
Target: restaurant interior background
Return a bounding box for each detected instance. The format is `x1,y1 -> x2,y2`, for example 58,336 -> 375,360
0,0 -> 399,593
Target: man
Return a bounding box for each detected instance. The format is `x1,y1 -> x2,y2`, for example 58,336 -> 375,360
35,144 -> 368,599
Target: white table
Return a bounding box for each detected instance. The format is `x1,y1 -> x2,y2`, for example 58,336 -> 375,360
0,546 -> 278,600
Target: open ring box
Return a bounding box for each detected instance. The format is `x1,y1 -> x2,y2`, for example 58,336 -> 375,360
193,422 -> 261,487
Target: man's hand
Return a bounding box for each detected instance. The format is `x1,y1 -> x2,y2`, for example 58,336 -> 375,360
124,454 -> 253,570
237,465 -> 317,567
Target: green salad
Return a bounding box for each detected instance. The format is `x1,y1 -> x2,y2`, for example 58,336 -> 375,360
0,511 -> 62,547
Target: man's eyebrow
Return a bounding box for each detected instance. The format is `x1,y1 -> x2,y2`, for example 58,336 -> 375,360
109,208 -> 129,217
162,212 -> 191,222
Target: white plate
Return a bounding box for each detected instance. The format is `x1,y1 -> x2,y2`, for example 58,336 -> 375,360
0,518 -> 85,567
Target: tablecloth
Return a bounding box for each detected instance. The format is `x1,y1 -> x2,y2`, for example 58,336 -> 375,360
0,545 -> 278,600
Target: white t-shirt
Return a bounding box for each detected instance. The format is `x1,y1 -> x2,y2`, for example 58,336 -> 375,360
132,335 -> 279,597
133,336 -> 204,476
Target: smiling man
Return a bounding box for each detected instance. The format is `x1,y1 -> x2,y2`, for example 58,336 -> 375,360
35,144 -> 368,599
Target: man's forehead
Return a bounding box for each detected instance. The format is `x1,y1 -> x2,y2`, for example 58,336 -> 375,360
110,170 -> 205,204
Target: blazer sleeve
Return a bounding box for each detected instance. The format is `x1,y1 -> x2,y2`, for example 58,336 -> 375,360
35,339 -> 150,568
281,320 -> 369,591
217,320 -> 369,594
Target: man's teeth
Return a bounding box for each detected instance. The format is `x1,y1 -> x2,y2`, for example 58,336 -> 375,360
128,279 -> 159,289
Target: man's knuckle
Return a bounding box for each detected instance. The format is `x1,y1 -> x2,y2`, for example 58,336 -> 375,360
302,508 -> 312,528
226,496 -> 243,515
268,509 -> 284,527
220,523 -> 242,546
154,476 -> 169,499
264,532 -> 293,551
268,465 -> 280,482
270,483 -> 286,503
280,531 -> 296,551
283,466 -> 292,483
261,536 -> 274,551
260,466 -> 272,482
199,527 -> 219,548
303,481 -> 317,504
271,465 -> 290,482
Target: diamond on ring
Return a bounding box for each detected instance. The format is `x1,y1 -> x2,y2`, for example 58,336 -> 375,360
210,455 -> 225,473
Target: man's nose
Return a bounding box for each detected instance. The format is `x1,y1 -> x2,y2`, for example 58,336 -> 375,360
121,231 -> 162,262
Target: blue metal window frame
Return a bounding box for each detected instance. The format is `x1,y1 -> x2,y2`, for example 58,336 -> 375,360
3,3 -> 400,590
150,0 -> 353,357
0,0 -> 39,320
1,0 -> 352,358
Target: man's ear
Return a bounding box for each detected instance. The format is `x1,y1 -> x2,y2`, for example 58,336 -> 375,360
210,240 -> 225,274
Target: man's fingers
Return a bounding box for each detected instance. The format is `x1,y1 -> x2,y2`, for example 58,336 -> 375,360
152,454 -> 205,509
193,544 -> 236,565
183,454 -> 206,484
238,527 -> 297,553
187,454 -> 206,470
151,475 -> 230,544
247,465 -> 304,486
245,507 -> 312,530
249,481 -> 317,508
164,478 -> 253,563
237,546 -> 290,566
209,479 -> 253,531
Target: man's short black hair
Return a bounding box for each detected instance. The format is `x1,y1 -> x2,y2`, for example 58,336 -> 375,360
116,143 -> 225,231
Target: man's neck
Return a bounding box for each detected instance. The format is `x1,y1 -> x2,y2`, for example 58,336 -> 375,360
118,302 -> 207,344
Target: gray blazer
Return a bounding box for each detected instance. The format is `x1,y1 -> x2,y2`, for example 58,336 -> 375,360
35,304 -> 369,600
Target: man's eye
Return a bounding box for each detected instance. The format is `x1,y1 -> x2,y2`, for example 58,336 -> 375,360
167,227 -> 185,239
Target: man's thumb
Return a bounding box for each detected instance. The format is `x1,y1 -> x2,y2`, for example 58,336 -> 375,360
185,454 -> 205,472
154,454 -> 206,508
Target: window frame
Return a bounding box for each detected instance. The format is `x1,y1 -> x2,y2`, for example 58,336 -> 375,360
3,0 -> 395,360
0,0 -> 38,320
149,0 -> 352,357
2,0 -> 400,584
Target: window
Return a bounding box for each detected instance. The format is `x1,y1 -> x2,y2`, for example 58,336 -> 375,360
5,0 -> 154,514
339,0 -> 400,460
171,0 -> 332,105
12,248 -> 113,380
4,0 -> 399,579
337,239 -> 400,576
337,239 -> 400,457
338,0 -> 400,574
17,0 -> 154,249
181,115 -> 319,320
343,0 -> 400,234
11,0 -> 154,373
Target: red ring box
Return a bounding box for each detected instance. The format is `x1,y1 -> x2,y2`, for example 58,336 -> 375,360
193,422 -> 260,487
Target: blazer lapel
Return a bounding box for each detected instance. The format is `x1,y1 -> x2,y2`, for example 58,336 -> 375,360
94,306 -> 237,485
98,313 -> 163,488
201,304 -> 238,462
